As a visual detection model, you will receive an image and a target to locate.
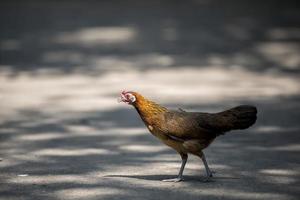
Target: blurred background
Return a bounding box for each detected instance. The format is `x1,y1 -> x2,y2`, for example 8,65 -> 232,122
0,0 -> 299,200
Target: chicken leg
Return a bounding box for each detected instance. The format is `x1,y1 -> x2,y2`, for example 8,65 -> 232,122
200,152 -> 213,179
162,154 -> 188,182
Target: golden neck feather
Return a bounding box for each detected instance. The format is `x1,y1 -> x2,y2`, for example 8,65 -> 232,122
133,94 -> 167,123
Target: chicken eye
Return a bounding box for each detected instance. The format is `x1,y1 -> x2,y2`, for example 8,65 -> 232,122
128,95 -> 136,102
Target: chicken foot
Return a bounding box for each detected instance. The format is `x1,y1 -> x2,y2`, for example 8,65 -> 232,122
162,154 -> 187,182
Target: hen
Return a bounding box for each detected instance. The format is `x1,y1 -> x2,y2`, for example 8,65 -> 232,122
119,91 -> 257,182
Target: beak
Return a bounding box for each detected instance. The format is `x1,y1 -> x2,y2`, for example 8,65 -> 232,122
117,92 -> 127,103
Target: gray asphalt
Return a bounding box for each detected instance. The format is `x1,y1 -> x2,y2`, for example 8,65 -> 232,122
0,1 -> 300,200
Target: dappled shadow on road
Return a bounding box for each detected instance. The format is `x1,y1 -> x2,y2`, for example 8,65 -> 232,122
1,95 -> 300,199
0,0 -> 300,76
1,0 -> 300,200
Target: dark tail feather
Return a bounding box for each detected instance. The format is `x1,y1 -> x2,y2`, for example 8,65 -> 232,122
227,105 -> 257,130
197,105 -> 257,135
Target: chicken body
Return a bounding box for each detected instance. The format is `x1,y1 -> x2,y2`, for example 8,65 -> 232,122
119,91 -> 257,182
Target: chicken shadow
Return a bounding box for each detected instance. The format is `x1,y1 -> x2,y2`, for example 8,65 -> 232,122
103,174 -> 239,182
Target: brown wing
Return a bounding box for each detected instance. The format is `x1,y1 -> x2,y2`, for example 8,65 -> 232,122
159,111 -> 219,140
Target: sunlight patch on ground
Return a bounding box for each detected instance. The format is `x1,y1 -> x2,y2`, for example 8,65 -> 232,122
254,125 -> 300,133
119,144 -> 168,153
8,174 -> 99,185
16,132 -> 65,141
55,26 -> 137,46
256,42 -> 300,69
259,169 -> 299,184
1,65 -> 299,121
55,188 -> 126,200
33,148 -> 118,156
245,144 -> 300,152
66,126 -> 146,136
266,28 -> 300,40
260,169 -> 299,176
254,125 -> 283,133
0,159 -> 23,168
272,144 -> 300,151
259,175 -> 297,185
7,154 -> 50,164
